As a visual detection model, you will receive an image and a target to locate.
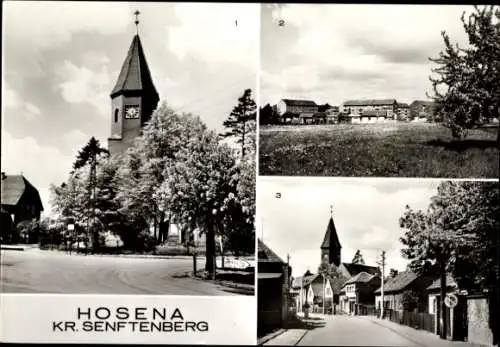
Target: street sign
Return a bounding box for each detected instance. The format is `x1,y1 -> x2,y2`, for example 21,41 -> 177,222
444,293 -> 458,308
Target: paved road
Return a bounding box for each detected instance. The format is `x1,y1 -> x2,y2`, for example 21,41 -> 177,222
297,314 -> 421,346
1,249 -> 237,295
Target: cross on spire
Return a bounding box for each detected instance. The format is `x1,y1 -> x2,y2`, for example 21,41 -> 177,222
134,10 -> 141,34
330,204 -> 333,217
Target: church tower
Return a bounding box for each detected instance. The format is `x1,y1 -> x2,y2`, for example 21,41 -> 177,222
320,209 -> 342,266
108,12 -> 159,156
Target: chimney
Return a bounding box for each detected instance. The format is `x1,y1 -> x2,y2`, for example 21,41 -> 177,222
1,172 -> 6,180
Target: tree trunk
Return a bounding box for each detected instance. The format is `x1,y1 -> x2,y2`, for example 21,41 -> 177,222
205,220 -> 216,279
153,209 -> 157,243
159,219 -> 169,244
496,121 -> 499,146
440,269 -> 448,339
241,119 -> 246,159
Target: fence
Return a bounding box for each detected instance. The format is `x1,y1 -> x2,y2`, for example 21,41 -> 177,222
357,304 -> 377,316
356,305 -> 435,334
384,309 -> 435,334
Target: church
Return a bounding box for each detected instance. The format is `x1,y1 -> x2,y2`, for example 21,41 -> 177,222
106,16 -> 204,247
107,27 -> 159,156
291,212 -> 380,314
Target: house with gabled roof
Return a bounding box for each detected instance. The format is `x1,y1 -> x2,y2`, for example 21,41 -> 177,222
339,271 -> 381,315
257,239 -> 292,337
291,272 -> 336,314
276,99 -> 322,125
1,172 -> 44,243
374,270 -> 434,313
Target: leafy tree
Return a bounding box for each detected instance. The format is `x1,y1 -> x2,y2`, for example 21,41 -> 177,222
259,103 -> 280,125
158,127 -> 238,276
220,88 -> 257,158
50,171 -> 88,225
429,5 -> 500,141
318,257 -> 349,296
116,103 -> 192,245
400,181 -> 499,341
352,249 -> 365,265
401,289 -> 420,311
221,120 -> 256,255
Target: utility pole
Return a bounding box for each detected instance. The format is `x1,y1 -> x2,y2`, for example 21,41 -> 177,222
379,250 -> 386,319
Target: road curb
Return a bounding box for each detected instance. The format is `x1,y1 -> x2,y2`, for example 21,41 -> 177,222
293,329 -> 309,346
258,329 -> 287,345
186,272 -> 254,295
1,247 -> 26,251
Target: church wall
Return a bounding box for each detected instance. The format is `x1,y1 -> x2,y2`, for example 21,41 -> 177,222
122,96 -> 142,144
110,95 -> 124,139
108,95 -> 143,156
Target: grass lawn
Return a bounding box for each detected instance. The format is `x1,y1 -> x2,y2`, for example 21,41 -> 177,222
259,122 -> 499,178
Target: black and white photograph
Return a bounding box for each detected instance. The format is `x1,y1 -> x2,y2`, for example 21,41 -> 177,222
257,177 -> 499,346
259,4 -> 499,178
1,1 -> 257,296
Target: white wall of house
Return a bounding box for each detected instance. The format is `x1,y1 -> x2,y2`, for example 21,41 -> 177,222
428,293 -> 438,315
307,285 -> 314,304
277,100 -> 287,115
351,115 -> 361,123
412,117 -> 427,122
325,279 -> 333,299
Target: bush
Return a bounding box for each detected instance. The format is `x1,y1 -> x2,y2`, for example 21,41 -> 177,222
135,230 -> 156,253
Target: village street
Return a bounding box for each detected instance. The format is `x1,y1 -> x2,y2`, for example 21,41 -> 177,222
263,314 -> 479,347
0,249 -> 237,295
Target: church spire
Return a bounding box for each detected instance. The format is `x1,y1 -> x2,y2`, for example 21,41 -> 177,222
134,10 -> 140,35
108,10 -> 160,157
110,35 -> 158,100
320,206 -> 342,266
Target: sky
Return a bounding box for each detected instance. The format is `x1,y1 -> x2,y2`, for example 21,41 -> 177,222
2,2 -> 259,216
260,4 -> 473,106
257,177 -> 442,278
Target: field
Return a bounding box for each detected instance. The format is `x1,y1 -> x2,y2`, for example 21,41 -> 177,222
259,122 -> 499,178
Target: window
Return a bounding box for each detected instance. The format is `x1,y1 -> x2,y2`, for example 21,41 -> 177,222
114,109 -> 119,122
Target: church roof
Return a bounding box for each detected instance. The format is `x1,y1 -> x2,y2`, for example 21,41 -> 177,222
341,263 -> 379,277
110,34 -> 159,99
344,271 -> 377,285
321,217 -> 342,250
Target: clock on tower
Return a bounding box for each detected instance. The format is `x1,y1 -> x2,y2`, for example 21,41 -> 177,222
124,105 -> 140,119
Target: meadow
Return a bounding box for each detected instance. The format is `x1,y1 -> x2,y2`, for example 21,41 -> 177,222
259,122 -> 499,178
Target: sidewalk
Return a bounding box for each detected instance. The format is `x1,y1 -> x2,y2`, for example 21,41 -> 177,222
262,328 -> 307,345
362,315 -> 483,347
0,244 -> 39,251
